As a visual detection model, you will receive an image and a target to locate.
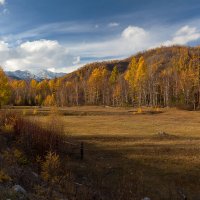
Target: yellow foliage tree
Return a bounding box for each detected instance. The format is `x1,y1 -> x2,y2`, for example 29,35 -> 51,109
109,66 -> 119,85
135,56 -> 147,86
88,66 -> 108,104
135,56 -> 147,106
124,57 -> 147,106
43,95 -> 56,106
0,68 -> 11,108
124,57 -> 137,90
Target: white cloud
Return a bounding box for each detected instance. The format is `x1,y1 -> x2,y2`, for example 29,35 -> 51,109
122,26 -> 147,39
0,41 -> 9,67
69,26 -> 150,58
20,40 -> 63,53
73,56 -> 81,65
0,40 -> 78,73
0,40 -> 8,51
70,24 -> 200,61
0,0 -> 5,5
108,22 -> 119,27
175,25 -> 196,36
1,26 -> 149,73
47,67 -> 56,72
163,25 -> 200,46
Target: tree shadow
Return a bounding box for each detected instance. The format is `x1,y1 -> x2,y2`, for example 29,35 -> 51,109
67,134 -> 200,200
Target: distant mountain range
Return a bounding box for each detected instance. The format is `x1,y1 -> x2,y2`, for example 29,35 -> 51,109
5,70 -> 66,81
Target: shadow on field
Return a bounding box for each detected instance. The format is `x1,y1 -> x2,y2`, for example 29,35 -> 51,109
68,134 -> 200,200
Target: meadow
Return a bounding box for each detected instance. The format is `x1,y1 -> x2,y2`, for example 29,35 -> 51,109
11,106 -> 200,199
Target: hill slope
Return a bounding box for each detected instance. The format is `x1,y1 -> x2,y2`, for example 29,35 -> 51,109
62,45 -> 200,81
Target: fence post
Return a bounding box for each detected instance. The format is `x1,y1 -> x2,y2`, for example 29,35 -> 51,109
80,142 -> 84,160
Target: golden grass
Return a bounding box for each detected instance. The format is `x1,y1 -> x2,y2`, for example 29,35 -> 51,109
66,108 -> 200,199
9,106 -> 200,199
54,108 -> 200,138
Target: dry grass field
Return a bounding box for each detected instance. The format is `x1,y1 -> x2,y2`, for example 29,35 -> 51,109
7,106 -> 200,199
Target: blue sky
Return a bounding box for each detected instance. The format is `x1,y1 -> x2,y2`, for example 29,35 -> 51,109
0,0 -> 200,72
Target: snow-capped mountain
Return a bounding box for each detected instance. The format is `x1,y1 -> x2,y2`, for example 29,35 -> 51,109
35,70 -> 66,80
5,70 -> 66,81
5,70 -> 35,80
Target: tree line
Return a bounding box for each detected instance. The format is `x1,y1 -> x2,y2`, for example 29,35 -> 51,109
1,46 -> 200,109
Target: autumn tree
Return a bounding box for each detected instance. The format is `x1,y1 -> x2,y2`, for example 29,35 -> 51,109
29,79 -> 38,105
124,57 -> 147,106
124,57 -> 138,105
0,68 -> 11,108
109,66 -> 119,85
43,95 -> 56,107
135,56 -> 147,106
88,67 -> 109,104
109,66 -> 120,105
10,79 -> 29,105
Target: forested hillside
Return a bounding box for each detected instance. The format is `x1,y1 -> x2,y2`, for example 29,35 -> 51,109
1,45 -> 200,109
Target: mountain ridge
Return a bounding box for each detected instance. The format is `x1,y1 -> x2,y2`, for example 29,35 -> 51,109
5,69 -> 66,81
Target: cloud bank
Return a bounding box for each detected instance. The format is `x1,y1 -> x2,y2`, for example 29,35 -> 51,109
0,40 -> 79,72
69,24 -> 200,61
163,25 -> 200,46
0,24 -> 200,73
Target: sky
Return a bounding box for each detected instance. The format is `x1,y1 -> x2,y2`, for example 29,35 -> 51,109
0,0 -> 200,73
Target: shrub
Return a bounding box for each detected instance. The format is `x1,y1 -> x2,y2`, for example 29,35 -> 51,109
0,110 -> 66,157
137,107 -> 143,114
13,116 -> 66,157
41,151 -> 61,183
41,151 -> 65,199
0,169 -> 12,183
3,148 -> 28,166
0,110 -> 17,131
